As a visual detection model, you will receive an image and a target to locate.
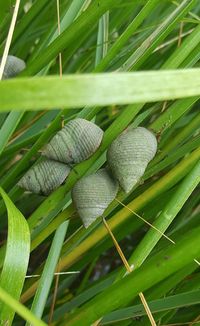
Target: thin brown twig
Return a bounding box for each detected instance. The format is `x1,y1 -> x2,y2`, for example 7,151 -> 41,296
154,28 -> 193,52
48,262 -> 61,324
102,217 -> 156,326
102,217 -> 132,273
0,0 -> 21,80
139,292 -> 157,326
115,198 -> 175,245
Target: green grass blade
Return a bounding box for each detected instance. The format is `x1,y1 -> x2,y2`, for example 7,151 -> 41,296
120,0 -> 197,71
152,112 -> 200,164
0,111 -> 24,156
0,286 -> 47,326
1,70 -> 200,111
127,159 -> 200,271
20,0 -> 123,76
66,225 -> 200,326
162,22 -> 200,69
28,221 -> 68,321
0,111 -> 63,190
51,147 -> 200,275
94,0 -> 161,72
33,0 -> 87,60
9,0 -> 50,49
101,289 -> 200,323
95,11 -> 109,67
146,135 -> 200,180
0,187 -> 30,324
150,96 -> 199,132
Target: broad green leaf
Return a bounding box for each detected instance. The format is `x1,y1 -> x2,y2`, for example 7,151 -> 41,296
0,187 -> 30,325
0,70 -> 200,111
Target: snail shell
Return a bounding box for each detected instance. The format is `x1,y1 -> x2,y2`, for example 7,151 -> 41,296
18,158 -> 71,195
107,127 -> 157,193
42,118 -> 104,164
1,55 -> 26,79
72,169 -> 119,228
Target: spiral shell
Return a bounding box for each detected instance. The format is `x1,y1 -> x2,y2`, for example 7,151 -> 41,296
107,127 -> 157,193
1,55 -> 26,79
42,118 -> 103,164
72,169 -> 119,228
18,158 -> 71,195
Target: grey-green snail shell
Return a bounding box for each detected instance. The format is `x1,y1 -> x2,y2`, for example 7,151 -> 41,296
107,127 -> 157,193
1,55 -> 26,79
42,118 -> 104,164
18,158 -> 71,196
72,169 -> 119,228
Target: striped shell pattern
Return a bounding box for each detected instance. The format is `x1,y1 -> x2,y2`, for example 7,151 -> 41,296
18,158 -> 71,196
43,118 -> 104,164
72,169 -> 119,228
107,127 -> 157,193
1,55 -> 26,79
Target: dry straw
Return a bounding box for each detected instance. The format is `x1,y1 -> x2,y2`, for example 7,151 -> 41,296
0,0 -> 21,80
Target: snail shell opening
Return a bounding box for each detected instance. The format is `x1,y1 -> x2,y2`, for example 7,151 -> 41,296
18,158 -> 71,196
72,168 -> 119,228
1,55 -> 26,79
42,118 -> 104,164
107,127 -> 157,193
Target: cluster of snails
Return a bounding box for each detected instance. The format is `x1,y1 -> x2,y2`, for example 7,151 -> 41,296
18,118 -> 157,228
0,55 -> 26,79
18,118 -> 104,197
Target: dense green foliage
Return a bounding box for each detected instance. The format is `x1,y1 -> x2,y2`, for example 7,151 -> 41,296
0,0 -> 200,325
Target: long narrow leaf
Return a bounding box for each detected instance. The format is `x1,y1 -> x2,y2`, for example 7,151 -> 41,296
0,111 -> 24,156
101,289 -> 200,323
67,225 -> 200,326
0,69 -> 200,111
0,286 -> 47,326
0,187 -> 30,325
29,221 -> 68,320
120,159 -> 200,274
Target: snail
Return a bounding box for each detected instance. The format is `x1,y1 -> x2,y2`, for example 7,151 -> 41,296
72,169 -> 119,228
107,127 -> 157,193
18,158 -> 71,195
42,118 -> 104,164
0,55 -> 26,79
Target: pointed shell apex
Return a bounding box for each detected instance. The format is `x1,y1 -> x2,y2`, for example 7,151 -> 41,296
107,127 -> 157,193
